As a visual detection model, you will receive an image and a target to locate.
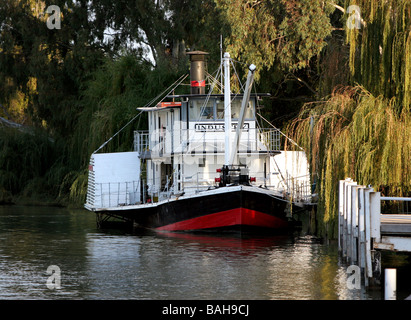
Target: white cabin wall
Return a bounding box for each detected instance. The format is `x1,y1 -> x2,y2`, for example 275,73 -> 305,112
86,151 -> 141,208
269,151 -> 311,191
245,155 -> 266,185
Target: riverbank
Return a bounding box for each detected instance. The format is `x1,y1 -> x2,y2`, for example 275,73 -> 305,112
0,192 -> 83,209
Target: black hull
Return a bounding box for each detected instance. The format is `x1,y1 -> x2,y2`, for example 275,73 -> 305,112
95,187 -> 294,232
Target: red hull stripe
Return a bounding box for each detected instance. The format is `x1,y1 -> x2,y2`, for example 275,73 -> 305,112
155,208 -> 288,231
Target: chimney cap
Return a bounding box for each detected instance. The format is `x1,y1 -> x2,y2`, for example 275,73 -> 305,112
186,51 -> 209,55
187,51 -> 209,61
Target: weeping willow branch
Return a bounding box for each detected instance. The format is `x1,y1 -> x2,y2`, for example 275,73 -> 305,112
286,86 -> 411,238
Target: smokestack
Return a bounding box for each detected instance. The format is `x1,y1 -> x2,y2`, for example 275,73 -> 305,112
187,51 -> 208,94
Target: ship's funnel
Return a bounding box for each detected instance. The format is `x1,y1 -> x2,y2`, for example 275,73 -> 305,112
187,51 -> 208,94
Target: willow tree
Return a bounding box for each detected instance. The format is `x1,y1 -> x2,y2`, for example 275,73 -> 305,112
346,0 -> 411,113
287,0 -> 411,238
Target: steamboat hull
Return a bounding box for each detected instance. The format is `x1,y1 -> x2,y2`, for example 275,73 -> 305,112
93,186 -> 292,232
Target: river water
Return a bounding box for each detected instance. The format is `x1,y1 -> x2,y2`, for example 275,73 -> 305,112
0,205 -> 383,300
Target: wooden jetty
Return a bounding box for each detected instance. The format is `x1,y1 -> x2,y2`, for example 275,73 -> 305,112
338,178 -> 411,291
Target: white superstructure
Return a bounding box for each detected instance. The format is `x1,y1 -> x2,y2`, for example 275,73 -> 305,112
85,52 -> 312,212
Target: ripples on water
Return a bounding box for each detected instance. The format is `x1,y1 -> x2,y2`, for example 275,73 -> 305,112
0,206 -> 379,300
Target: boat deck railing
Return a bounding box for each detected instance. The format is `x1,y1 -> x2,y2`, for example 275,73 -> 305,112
86,180 -> 141,209
86,172 -> 312,209
134,128 -> 281,157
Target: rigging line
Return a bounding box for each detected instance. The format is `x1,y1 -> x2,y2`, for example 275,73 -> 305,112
143,73 -> 189,108
205,66 -> 223,91
230,59 -> 245,93
230,58 -> 248,66
256,111 -> 304,151
196,82 -> 213,122
93,73 -> 189,155
205,72 -> 222,93
252,83 -> 264,132
208,63 -> 223,81
92,109 -> 144,154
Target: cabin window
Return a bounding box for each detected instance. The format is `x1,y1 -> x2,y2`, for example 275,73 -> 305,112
189,100 -> 215,120
188,98 -> 254,121
231,100 -> 254,119
200,102 -> 214,120
216,100 -> 224,119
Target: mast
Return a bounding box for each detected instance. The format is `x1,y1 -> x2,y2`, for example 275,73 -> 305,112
229,64 -> 256,165
220,35 -> 223,94
223,52 -> 231,166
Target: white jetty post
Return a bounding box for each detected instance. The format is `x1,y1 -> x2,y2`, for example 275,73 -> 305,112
370,191 -> 381,282
350,184 -> 359,264
344,180 -> 357,261
364,187 -> 374,282
338,179 -> 347,252
339,179 -> 385,286
223,52 -> 231,166
357,187 -> 365,277
370,191 -> 381,243
385,268 -> 397,300
339,178 -> 353,256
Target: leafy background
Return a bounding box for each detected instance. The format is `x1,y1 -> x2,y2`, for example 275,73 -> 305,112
0,0 -> 409,238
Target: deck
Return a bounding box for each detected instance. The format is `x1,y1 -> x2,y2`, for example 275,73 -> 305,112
381,214 -> 411,235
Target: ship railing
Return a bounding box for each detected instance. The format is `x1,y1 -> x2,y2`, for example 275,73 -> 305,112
134,131 -> 150,155
180,128 -> 281,154
140,172 -> 313,205
180,171 -> 216,194
258,128 -> 281,152
246,172 -> 313,204
282,175 -> 313,203
90,181 -> 141,208
133,128 -> 281,157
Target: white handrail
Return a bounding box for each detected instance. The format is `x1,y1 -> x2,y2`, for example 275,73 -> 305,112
381,197 -> 411,201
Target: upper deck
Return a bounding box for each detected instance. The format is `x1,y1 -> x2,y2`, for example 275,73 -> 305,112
135,93 -> 280,159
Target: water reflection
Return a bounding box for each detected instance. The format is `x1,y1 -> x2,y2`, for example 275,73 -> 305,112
0,206 -> 380,299
84,229 -> 376,299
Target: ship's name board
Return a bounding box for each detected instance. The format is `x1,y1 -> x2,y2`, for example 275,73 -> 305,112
194,123 -> 249,132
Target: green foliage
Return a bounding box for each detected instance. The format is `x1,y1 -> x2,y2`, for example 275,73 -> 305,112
1,0 -> 409,240
70,54 -> 186,168
285,0 -> 411,238
68,169 -> 88,207
345,0 -> 411,113
288,86 -> 411,238
0,127 -> 63,200
215,0 -> 333,80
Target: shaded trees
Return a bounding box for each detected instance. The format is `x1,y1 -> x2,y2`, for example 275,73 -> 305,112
287,0 -> 411,238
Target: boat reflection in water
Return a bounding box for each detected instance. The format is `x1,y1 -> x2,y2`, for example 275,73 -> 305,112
88,226 -> 377,300
0,206 -> 379,300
